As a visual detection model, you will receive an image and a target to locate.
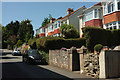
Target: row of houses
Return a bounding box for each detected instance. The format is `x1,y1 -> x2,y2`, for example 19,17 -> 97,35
36,0 -> 120,38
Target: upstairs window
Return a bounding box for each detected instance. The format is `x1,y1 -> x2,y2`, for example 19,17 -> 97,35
108,4 -> 112,13
58,21 -> 60,27
94,9 -> 98,18
55,24 -> 57,29
85,10 -> 93,21
52,25 -> 53,30
103,4 -> 107,14
118,2 -> 120,10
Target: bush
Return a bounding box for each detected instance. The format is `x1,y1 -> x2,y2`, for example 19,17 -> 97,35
39,50 -> 49,64
60,24 -> 79,38
94,44 -> 103,52
83,27 -> 120,52
32,37 -> 86,52
28,38 -> 37,49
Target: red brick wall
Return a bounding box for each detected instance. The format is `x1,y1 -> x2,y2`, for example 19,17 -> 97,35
104,11 -> 120,24
39,33 -> 45,37
48,31 -> 54,36
85,19 -> 103,27
54,28 -> 60,34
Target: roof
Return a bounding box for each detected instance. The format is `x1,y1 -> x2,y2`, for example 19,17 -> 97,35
84,2 -> 101,11
39,24 -> 48,29
62,6 -> 86,19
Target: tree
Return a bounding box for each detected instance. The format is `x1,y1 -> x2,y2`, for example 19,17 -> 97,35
2,19 -> 34,49
41,18 -> 49,27
60,24 -> 79,38
41,14 -> 52,27
24,32 -> 32,43
2,26 -> 9,49
5,21 -> 20,36
7,35 -> 17,49
17,19 -> 34,42
16,40 -> 23,47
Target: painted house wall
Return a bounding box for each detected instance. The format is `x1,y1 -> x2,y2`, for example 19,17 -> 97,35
69,7 -> 86,33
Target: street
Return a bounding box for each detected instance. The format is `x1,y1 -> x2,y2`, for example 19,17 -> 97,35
0,49 -> 91,80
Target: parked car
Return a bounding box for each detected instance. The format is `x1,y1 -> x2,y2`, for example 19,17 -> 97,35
22,49 -> 47,65
12,48 -> 22,56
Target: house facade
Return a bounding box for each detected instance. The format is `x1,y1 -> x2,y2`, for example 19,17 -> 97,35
61,6 -> 86,35
36,0 -> 120,38
79,2 -> 103,37
102,0 -> 120,30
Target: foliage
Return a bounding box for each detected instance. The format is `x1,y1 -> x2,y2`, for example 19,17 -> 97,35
24,32 -> 33,43
16,40 -> 23,47
2,19 -> 34,49
39,50 -> 49,64
83,27 -> 120,52
60,24 -> 79,38
5,21 -> 20,36
28,38 -> 37,49
7,35 -> 17,49
17,19 -> 34,42
29,37 -> 86,52
41,14 -> 52,27
94,44 -> 103,52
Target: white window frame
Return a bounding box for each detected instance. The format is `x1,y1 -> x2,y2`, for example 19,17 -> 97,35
105,21 -> 119,30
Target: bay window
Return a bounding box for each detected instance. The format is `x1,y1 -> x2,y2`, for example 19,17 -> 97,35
107,3 -> 114,13
118,1 -> 120,10
95,9 -> 98,18
108,4 -> 111,13
85,10 -> 93,21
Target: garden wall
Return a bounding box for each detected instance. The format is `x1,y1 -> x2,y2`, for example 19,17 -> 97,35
49,48 -> 80,71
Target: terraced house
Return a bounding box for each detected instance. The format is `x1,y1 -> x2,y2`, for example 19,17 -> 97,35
78,2 -> 103,37
36,6 -> 86,37
36,0 -> 120,38
102,0 -> 120,30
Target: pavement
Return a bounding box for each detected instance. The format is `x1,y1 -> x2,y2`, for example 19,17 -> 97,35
0,49 -> 120,80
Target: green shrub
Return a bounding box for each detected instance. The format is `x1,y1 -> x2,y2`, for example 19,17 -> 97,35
39,50 -> 49,64
83,27 -> 120,52
60,24 -> 79,38
94,44 -> 103,52
28,38 -> 37,49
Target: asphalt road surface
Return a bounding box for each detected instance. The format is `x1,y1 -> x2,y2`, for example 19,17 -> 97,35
1,49 -> 116,80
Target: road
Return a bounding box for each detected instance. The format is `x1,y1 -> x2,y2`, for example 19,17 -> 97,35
0,49 -> 100,80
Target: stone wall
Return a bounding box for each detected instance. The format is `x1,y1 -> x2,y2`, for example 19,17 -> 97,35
83,53 -> 100,78
49,46 -> 120,79
49,49 -> 80,71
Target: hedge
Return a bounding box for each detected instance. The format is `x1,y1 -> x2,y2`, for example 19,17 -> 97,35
29,37 -> 86,52
83,27 -> 120,51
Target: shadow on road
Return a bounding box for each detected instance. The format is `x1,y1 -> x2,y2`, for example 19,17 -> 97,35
0,56 -> 21,59
2,52 -> 12,56
2,62 -> 73,80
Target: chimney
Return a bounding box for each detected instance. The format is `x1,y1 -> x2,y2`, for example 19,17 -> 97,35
50,18 -> 55,23
67,8 -> 74,15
